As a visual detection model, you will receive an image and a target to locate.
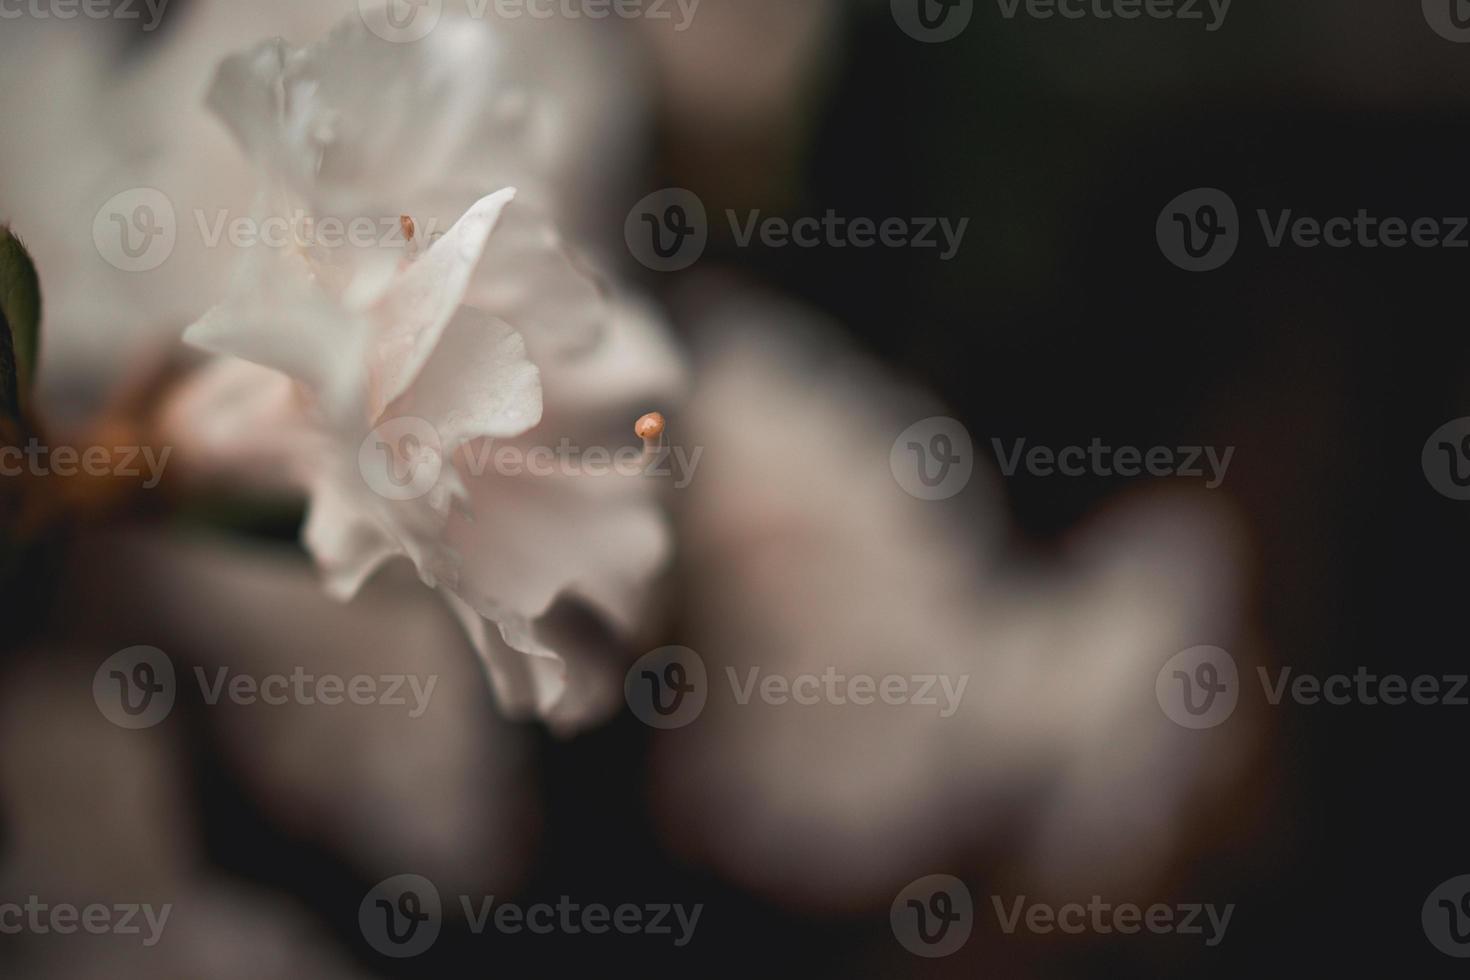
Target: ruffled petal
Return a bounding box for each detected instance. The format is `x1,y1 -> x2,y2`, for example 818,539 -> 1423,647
446,471 -> 672,633
441,590 -> 568,720
463,197 -> 605,360
301,476 -> 404,601
366,189 -> 516,417
182,239 -> 368,422
385,309 -> 543,453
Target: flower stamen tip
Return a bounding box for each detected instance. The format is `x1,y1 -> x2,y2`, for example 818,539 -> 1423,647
635,412 -> 666,441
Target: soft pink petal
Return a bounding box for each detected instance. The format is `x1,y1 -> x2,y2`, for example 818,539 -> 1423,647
463,197 -> 605,360
385,310 -> 543,453
366,189 -> 516,417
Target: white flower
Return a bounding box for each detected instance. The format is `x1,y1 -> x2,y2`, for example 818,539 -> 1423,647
162,16 -> 682,725
0,1 -> 649,399
653,286 -> 1253,906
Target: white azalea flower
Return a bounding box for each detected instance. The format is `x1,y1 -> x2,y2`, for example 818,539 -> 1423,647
162,17 -> 681,724
0,1 -> 649,399
653,286 -> 1255,906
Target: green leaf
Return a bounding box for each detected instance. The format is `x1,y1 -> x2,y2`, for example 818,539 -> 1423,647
0,225 -> 42,418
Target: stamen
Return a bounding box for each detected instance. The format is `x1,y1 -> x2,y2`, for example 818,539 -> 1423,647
635,412 -> 666,441
400,214 -> 416,242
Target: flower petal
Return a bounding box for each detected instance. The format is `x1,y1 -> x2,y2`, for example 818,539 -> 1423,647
386,310 -> 543,454
182,238 -> 367,422
463,197 -> 605,361
366,189 -> 516,418
301,476 -> 404,601
447,472 -> 672,633
442,590 -> 568,721
154,357 -> 319,495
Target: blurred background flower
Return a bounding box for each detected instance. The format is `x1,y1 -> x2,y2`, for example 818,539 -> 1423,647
4,0 -> 1464,976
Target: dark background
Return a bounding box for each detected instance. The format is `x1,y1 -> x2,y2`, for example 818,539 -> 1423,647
13,0 -> 1470,975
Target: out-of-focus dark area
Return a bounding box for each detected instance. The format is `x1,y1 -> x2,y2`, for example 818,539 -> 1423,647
2,0 -> 1469,975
